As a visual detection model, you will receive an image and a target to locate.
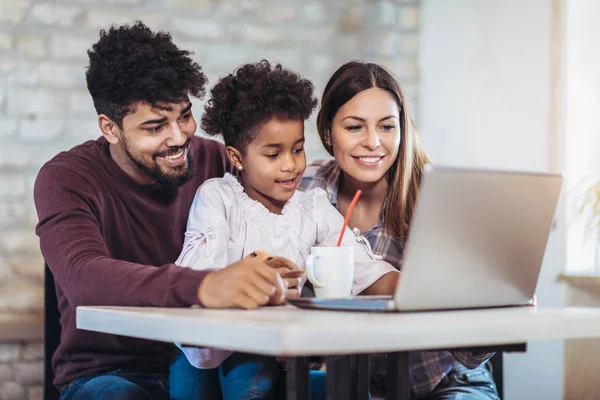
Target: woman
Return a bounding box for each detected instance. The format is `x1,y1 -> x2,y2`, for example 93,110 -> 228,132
300,61 -> 500,400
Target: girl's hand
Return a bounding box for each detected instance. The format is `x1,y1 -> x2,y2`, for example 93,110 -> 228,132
265,256 -> 304,303
250,251 -> 304,304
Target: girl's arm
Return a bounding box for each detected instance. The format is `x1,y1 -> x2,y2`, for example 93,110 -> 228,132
175,181 -> 231,270
313,189 -> 398,295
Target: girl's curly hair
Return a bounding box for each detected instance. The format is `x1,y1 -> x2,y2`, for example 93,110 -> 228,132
201,60 -> 318,152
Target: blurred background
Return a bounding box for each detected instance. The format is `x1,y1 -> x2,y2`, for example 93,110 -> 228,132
2,0 -> 600,398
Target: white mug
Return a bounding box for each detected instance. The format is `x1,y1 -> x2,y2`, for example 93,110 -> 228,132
305,246 -> 354,299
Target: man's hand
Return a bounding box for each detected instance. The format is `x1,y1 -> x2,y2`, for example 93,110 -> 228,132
197,254 -> 286,309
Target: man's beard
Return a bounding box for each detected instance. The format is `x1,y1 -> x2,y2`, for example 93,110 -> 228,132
122,137 -> 196,193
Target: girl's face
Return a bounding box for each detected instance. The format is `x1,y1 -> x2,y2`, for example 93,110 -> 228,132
236,118 -> 307,214
330,87 -> 401,184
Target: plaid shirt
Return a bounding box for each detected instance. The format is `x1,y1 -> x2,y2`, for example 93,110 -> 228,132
299,159 -> 493,397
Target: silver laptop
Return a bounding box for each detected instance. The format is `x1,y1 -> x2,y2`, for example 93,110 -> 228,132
289,165 -> 563,312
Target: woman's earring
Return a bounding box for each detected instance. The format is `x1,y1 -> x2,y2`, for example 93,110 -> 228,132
325,134 -> 332,147
237,165 -> 244,171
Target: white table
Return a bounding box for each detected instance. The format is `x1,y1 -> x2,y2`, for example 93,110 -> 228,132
77,305 -> 600,399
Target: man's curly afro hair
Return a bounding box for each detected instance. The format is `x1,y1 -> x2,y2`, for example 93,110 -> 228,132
201,60 -> 318,153
86,21 -> 207,128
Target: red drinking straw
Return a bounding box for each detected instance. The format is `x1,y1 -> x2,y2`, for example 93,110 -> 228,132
336,190 -> 362,247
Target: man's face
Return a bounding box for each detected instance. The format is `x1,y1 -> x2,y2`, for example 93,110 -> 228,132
115,100 -> 197,189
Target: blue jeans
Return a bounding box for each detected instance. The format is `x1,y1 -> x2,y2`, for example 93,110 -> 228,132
60,351 -> 282,400
169,350 -> 283,400
421,365 -> 500,400
59,370 -> 169,400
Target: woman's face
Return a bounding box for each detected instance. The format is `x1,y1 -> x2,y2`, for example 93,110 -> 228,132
330,87 -> 401,184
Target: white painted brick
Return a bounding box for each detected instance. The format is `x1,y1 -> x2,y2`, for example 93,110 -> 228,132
0,259 -> 14,284
68,92 -> 96,115
19,118 -> 64,143
16,35 -> 47,57
85,10 -> 165,30
176,41 -> 209,64
67,119 -> 102,142
0,200 -> 30,229
14,361 -> 43,385
28,200 -> 39,226
162,0 -> 214,15
308,54 -> 334,78
365,1 -> 396,27
398,33 -> 419,55
21,342 -> 43,361
0,118 -> 18,137
50,34 -> 95,60
0,142 -> 35,168
382,57 -> 418,81
171,17 -> 226,40
201,43 -> 253,71
0,59 -> 39,87
366,32 -> 419,57
0,363 -> 12,382
36,61 -> 86,87
30,142 -> 76,169
28,3 -> 84,27
27,386 -> 44,400
0,284 -> 44,313
104,0 -> 147,3
397,6 -> 419,30
0,381 -> 26,400
0,33 -> 12,50
0,344 -> 20,362
338,6 -> 365,33
259,4 -> 299,24
236,24 -> 279,44
295,27 -> 334,50
0,0 -> 30,24
0,173 -> 27,199
0,231 -> 40,254
238,0 -> 261,12
302,2 -> 327,24
262,50 -> 303,74
9,254 -> 45,282
28,386 -> 43,400
7,89 -> 66,117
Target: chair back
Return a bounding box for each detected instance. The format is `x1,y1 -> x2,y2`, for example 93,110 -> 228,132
44,264 -> 61,400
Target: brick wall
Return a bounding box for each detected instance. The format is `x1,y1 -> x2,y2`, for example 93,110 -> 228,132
0,0 -> 419,396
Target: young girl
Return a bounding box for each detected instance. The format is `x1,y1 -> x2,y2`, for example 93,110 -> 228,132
171,60 -> 398,400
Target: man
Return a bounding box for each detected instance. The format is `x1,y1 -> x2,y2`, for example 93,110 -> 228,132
34,22 -> 298,400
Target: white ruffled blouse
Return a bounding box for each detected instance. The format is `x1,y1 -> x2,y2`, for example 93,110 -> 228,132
175,173 -> 396,369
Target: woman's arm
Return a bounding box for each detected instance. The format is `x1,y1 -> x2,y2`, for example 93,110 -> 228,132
360,270 -> 400,296
314,189 -> 397,295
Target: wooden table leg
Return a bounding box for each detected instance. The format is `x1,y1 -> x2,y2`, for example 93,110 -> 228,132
352,354 -> 370,400
387,352 -> 410,400
287,357 -> 310,400
325,355 -> 352,400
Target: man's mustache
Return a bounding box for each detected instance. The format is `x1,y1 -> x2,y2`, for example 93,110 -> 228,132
154,138 -> 192,158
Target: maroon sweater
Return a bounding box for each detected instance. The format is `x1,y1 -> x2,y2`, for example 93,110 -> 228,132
34,136 -> 233,391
